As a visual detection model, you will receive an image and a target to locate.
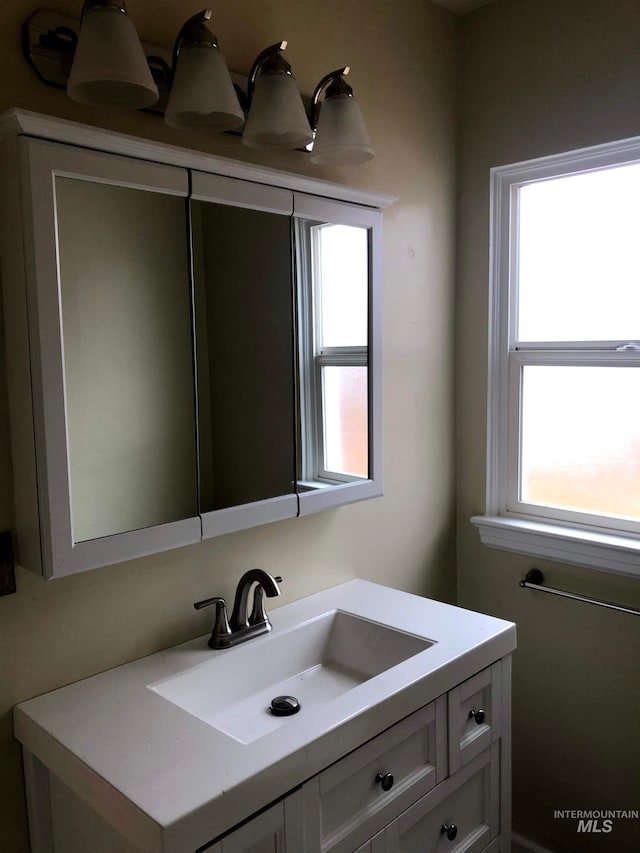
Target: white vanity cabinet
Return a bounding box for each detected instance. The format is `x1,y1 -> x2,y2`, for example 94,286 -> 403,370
300,699 -> 445,853
383,744 -> 500,853
15,582 -> 515,853
208,661 -> 508,853
206,792 -> 304,853
21,663 -> 510,853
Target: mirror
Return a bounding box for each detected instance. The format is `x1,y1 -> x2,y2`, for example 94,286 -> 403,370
53,169 -> 377,548
55,176 -> 197,544
191,198 -> 296,512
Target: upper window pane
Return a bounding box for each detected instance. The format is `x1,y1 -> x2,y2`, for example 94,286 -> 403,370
517,163 -> 640,342
314,224 -> 368,347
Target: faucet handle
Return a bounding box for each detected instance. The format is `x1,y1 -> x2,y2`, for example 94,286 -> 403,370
249,576 -> 282,626
194,596 -> 232,648
194,595 -> 225,610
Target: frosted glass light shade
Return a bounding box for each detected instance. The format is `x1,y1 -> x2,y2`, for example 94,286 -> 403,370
311,95 -> 374,165
67,7 -> 158,109
165,46 -> 244,131
243,72 -> 313,149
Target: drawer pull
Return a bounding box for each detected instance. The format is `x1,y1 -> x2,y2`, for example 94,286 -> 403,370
441,823 -> 458,841
469,708 -> 485,724
374,772 -> 394,792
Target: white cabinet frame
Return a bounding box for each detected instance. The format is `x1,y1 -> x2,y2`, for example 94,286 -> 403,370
2,137 -> 201,578
0,110 -> 395,579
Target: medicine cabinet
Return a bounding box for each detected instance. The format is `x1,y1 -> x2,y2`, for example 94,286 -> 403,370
0,110 -> 394,579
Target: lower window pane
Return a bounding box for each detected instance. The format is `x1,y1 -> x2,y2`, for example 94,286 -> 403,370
521,366 -> 640,522
322,366 -> 368,478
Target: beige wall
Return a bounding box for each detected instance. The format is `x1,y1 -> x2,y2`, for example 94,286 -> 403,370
0,1 -> 457,849
457,1 -> 640,851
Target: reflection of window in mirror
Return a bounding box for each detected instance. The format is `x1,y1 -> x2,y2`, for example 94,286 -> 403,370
296,222 -> 369,488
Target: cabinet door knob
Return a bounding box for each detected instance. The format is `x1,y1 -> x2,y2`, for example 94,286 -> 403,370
375,772 -> 394,791
469,708 -> 485,724
441,823 -> 458,841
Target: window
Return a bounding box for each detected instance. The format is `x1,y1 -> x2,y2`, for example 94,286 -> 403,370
473,138 -> 640,577
296,220 -> 370,486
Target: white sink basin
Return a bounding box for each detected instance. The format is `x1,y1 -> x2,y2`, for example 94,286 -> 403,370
149,610 -> 433,744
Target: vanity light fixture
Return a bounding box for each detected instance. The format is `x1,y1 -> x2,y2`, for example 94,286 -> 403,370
66,0 -> 159,109
23,6 -> 374,165
164,9 -> 244,131
310,67 -> 375,165
242,42 -> 313,149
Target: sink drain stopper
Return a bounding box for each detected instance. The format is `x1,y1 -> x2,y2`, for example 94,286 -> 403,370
269,695 -> 301,716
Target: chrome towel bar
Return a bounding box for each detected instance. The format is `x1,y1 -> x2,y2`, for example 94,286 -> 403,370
519,569 -> 640,617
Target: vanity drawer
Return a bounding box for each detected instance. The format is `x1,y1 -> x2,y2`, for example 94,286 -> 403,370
303,697 -> 446,853
385,741 -> 500,853
448,662 -> 501,774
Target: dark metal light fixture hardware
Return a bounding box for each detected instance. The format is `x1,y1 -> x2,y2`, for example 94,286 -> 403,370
22,6 -> 374,164
0,532 -> 16,597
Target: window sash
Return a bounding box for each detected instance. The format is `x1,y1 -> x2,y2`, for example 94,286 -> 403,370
487,137 -> 640,533
506,350 -> 640,536
295,218 -> 372,486
314,350 -> 368,483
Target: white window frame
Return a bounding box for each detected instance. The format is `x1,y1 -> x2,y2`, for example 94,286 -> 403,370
297,220 -> 368,486
472,136 -> 640,579
292,193 -> 383,515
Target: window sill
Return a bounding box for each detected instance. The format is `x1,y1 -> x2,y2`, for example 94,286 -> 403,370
471,514 -> 640,578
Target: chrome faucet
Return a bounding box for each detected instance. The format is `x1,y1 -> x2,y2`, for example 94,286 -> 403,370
194,569 -> 282,650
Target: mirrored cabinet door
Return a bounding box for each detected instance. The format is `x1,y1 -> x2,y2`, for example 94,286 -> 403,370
190,172 -> 298,538
293,194 -> 383,515
18,138 -> 200,577
2,116 -> 391,579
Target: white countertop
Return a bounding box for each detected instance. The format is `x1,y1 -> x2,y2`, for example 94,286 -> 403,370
14,580 -> 516,852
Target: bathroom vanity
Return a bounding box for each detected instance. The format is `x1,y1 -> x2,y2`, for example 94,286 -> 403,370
14,581 -> 516,852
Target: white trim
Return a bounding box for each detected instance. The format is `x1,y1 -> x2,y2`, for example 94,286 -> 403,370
298,479 -> 382,515
54,518 -> 203,578
201,494 -> 298,539
489,132 -> 640,187
190,171 -> 292,215
471,515 -> 640,578
516,339 -> 640,351
481,135 -> 640,576
0,109 -> 397,210
294,200 -> 383,500
17,137 -> 200,578
510,350 -> 640,366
